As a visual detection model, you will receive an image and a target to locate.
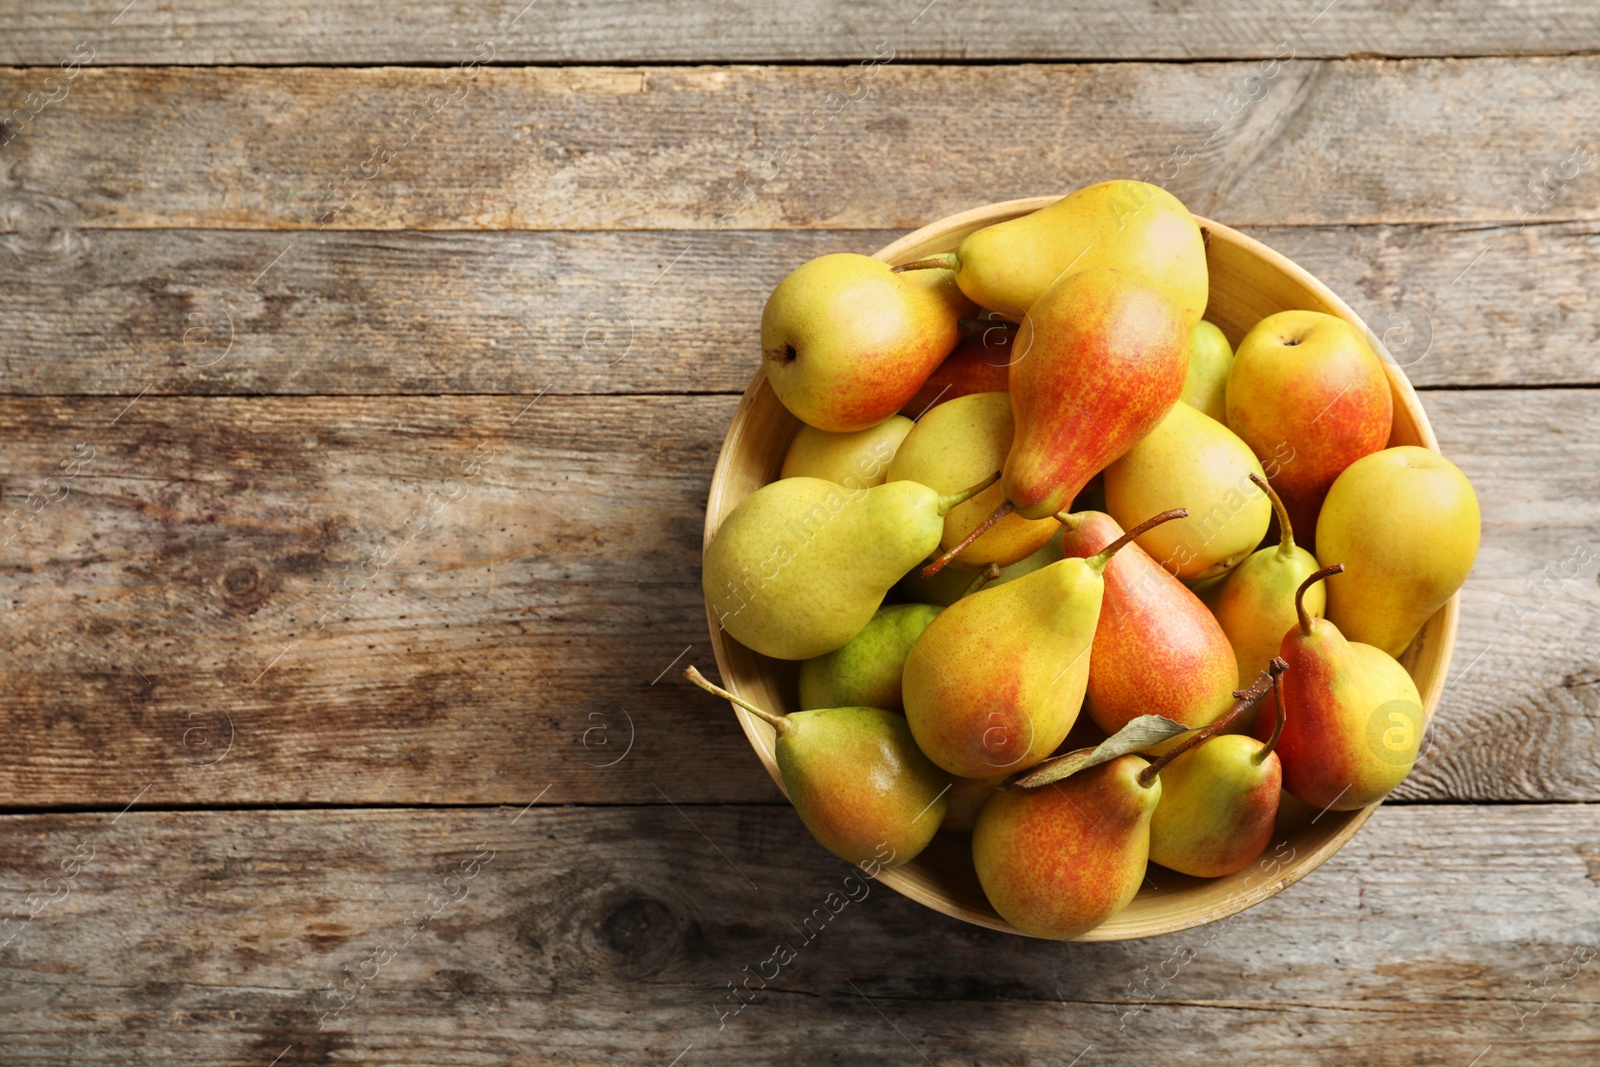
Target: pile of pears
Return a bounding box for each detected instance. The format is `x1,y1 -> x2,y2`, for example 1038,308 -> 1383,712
695,180 -> 1482,939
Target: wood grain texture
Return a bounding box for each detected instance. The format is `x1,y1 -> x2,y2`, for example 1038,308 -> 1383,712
3,223 -> 1597,396
3,59 -> 1599,231
0,389 -> 1592,808
0,803 -> 1595,1065
3,0 -> 1600,65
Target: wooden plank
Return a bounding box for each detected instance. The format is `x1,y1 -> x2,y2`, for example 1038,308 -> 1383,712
0,803 -> 1594,1065
0,389 -> 1593,807
3,1 -> 1599,65
2,224 -> 1596,397
2,59 -> 1599,231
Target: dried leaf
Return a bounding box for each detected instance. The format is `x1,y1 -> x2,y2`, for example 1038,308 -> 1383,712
1014,715 -> 1191,788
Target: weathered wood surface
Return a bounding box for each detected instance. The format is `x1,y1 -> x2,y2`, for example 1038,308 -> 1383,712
0,804 -> 1595,1065
3,59 -> 1600,231
3,223 -> 1599,394
0,389 -> 1591,808
5,1 -> 1600,65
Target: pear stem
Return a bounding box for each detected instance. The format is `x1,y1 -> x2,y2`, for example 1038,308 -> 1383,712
1250,472 -> 1296,559
1136,659 -> 1287,787
1088,508 -> 1188,572
921,499 -> 1014,577
892,253 -> 960,273
1254,658 -> 1289,765
1054,510 -> 1088,533
1296,563 -> 1344,636
683,666 -> 789,735
962,563 -> 1003,598
936,470 -> 1002,515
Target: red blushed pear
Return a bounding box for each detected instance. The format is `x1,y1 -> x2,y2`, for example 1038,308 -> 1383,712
762,254 -> 968,432
903,510 -> 1186,779
900,320 -> 1016,417
1003,267 -> 1189,522
1148,667 -> 1287,878
1059,511 -> 1239,747
972,754 -> 1160,939
1225,311 -> 1393,551
1259,566 -> 1425,811
684,667 -> 950,868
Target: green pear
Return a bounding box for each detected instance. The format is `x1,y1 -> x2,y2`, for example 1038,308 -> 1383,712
887,392 -> 1059,568
1104,401 -> 1271,581
903,511 -> 1182,778
895,529 -> 1063,607
1260,566 -> 1424,810
780,417 -> 913,488
973,755 -> 1161,939
1178,320 -> 1234,422
799,603 -> 941,712
904,181 -> 1208,325
703,476 -> 989,660
1208,473 -> 1325,686
1148,731 -> 1282,878
685,668 -> 949,867
1317,447 -> 1481,658
762,254 -> 966,432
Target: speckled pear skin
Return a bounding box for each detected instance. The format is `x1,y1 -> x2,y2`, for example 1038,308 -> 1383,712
1263,612 -> 1423,811
902,557 -> 1103,779
703,478 -> 944,661
777,705 -> 950,868
1059,512 -> 1238,744
798,603 -> 942,712
952,180 -> 1208,325
1317,446 -> 1480,658
1148,734 -> 1281,878
940,774 -> 1006,832
972,755 -> 1161,939
1208,537 -> 1324,691
1103,401 -> 1272,581
1003,267 -> 1188,521
1226,310 -> 1393,551
887,392 -> 1059,567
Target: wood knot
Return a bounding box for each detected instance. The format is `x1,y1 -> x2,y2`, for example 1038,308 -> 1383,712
595,895 -> 685,975
217,560 -> 270,613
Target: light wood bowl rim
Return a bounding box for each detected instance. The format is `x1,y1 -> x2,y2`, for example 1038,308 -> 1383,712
700,198 -> 1459,941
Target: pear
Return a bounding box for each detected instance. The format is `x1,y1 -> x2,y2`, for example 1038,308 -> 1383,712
1002,266 -> 1189,521
1148,728 -> 1283,878
895,529 -> 1063,607
780,416 -> 913,489
1317,447 -> 1481,658
1179,320 -> 1234,422
685,668 -> 949,867
888,392 -> 1060,568
703,475 -> 991,660
903,511 -> 1183,778
899,320 -> 1014,417
1059,511 -> 1238,746
902,181 -> 1208,325
940,774 -> 1006,832
1208,473 -> 1326,687
972,755 -> 1161,939
1104,401 -> 1271,581
1226,310 -> 1393,550
762,254 -> 966,432
798,603 -> 941,712
1261,565 -> 1425,810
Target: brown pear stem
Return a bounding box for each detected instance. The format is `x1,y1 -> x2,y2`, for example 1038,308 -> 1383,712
683,666 -> 789,735
1297,563 -> 1344,636
1088,508 -> 1188,572
936,470 -> 1002,516
1254,657 -> 1290,765
1250,472 -> 1297,558
892,253 -> 960,273
921,499 -> 1014,577
960,563 -> 1003,598
1136,659 -> 1287,787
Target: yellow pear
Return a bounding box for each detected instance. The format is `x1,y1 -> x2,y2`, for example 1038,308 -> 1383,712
780,417 -> 913,489
1178,320 -> 1234,422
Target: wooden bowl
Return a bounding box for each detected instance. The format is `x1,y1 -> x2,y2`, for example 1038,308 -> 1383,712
701,198 -> 1458,940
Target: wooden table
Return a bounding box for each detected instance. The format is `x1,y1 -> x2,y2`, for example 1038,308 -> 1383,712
1,3 -> 1597,1063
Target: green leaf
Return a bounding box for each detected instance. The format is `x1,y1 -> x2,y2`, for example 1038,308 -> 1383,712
1013,715 -> 1192,788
